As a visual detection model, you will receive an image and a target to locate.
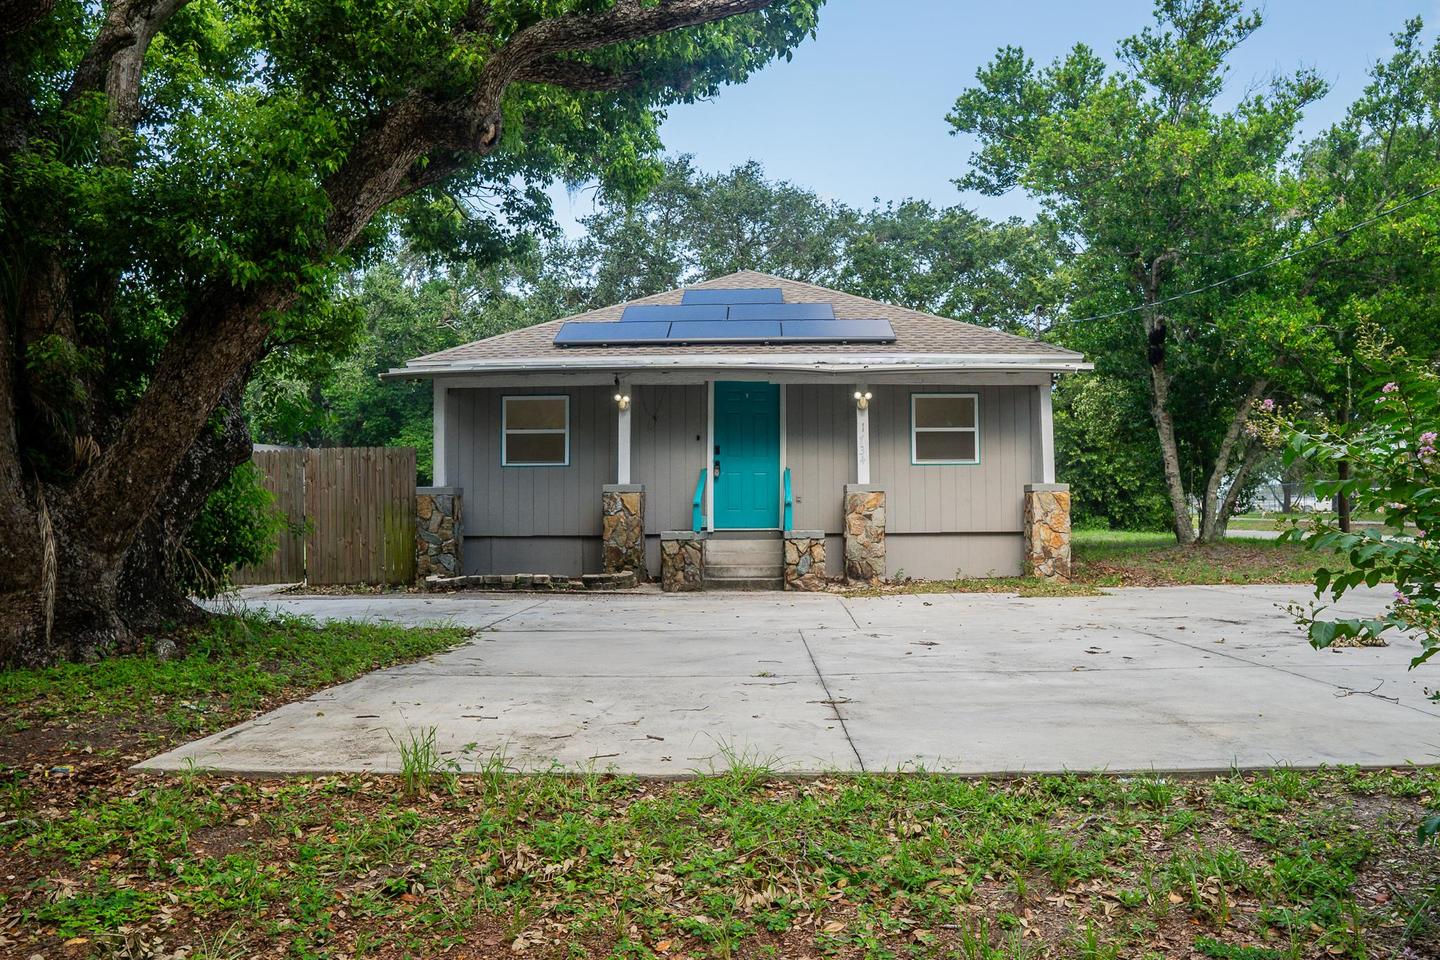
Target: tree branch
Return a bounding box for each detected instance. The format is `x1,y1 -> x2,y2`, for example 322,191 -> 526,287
67,0 -> 190,118
516,56 -> 645,91
0,0 -> 55,37
69,0 -> 784,558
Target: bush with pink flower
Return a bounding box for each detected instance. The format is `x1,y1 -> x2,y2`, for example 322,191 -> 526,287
1272,350 -> 1439,666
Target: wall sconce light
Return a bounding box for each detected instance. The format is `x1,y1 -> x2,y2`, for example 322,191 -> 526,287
614,393 -> 631,410
853,390 -> 873,410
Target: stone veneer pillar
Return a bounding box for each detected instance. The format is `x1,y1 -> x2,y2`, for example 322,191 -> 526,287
416,486 -> 463,580
843,484 -> 886,583
659,531 -> 705,592
1023,483 -> 1072,581
601,484 -> 646,577
783,530 -> 828,591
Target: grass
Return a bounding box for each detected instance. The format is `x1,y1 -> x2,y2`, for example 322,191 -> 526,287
0,613 -> 467,766
853,529 -> 1329,597
1069,529 -> 1327,587
3,617 -> 1438,958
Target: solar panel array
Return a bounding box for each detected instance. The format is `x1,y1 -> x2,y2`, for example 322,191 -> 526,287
554,287 -> 896,347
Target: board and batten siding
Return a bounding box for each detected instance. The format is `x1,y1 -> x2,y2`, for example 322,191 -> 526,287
785,383 -> 854,534
631,384 -> 708,532
870,384 -> 1041,534
449,384 -> 703,576
785,383 -> 1041,535
451,385 -> 616,538
445,381 -> 1044,579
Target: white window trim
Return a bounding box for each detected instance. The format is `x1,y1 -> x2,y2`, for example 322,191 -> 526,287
911,392 -> 981,465
502,394 -> 570,467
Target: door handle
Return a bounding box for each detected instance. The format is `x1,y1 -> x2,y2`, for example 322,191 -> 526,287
713,461 -> 721,481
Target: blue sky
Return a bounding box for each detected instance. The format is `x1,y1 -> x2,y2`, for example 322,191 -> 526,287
548,0 -> 1438,232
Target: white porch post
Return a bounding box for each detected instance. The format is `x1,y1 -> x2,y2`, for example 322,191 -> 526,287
616,377 -> 633,484
855,382 -> 871,485
1039,381 -> 1056,483
432,380 -> 448,486
705,380 -> 715,531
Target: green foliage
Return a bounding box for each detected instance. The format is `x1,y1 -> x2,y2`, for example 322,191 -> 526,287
1270,348 -> 1440,666
256,157 -> 1067,473
184,462 -> 288,597
948,0 -> 1331,537
1054,375 -> 1173,530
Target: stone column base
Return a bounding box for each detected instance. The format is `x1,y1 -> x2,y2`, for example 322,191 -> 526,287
660,532 -> 705,592
783,531 -> 828,591
1024,483 -> 1072,581
416,486 -> 463,580
843,484 -> 886,583
602,484 -> 646,577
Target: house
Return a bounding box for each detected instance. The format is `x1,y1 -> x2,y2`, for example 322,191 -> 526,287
387,271 -> 1090,590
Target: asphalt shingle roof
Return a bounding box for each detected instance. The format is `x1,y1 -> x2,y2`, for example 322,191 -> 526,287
403,270 -> 1083,369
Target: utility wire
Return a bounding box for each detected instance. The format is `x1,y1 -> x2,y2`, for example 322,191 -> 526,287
1064,183 -> 1440,324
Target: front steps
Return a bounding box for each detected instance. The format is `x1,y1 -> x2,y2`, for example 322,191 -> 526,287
704,535 -> 784,590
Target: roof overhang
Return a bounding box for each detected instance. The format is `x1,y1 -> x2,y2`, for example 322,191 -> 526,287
384,352 -> 1092,380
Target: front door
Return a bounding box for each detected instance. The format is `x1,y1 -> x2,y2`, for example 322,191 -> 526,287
713,381 -> 780,529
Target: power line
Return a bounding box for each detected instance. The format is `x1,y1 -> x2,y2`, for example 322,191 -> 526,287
1064,183 -> 1440,325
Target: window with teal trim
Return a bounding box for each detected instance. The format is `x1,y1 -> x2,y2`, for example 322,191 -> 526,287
911,393 -> 979,464
502,395 -> 569,466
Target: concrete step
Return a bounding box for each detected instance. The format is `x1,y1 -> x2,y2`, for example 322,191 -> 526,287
706,540 -> 782,560
704,536 -> 783,590
705,562 -> 785,579
704,576 -> 785,591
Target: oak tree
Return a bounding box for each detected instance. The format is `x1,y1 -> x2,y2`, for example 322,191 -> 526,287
0,0 -> 819,664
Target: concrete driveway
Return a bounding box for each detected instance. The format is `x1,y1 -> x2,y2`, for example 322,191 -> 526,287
141,584 -> 1440,776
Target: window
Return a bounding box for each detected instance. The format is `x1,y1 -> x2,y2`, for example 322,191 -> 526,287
911,393 -> 979,464
502,395 -> 569,466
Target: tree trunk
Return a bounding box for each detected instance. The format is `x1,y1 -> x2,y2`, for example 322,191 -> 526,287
1337,459 -> 1352,532
1215,443 -> 1263,534
0,378 -> 254,665
1141,297 -> 1195,544
1197,380 -> 1267,543
1,0 -> 787,665
118,376 -> 254,635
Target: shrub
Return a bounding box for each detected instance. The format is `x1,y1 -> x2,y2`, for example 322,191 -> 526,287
1266,348 -> 1438,661
183,462 -> 287,597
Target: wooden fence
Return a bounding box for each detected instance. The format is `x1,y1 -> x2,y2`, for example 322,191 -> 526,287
233,446 -> 416,586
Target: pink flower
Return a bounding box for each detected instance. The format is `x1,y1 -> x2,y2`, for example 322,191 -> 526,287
1260,398 -> 1276,412
1394,591 -> 1411,606
1382,382 -> 1400,393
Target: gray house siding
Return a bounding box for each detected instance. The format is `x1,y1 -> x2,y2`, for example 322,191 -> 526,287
448,381 -> 1043,579
451,385 -> 614,575
870,384 -> 1039,533
785,384 -> 854,531
632,384 -> 708,532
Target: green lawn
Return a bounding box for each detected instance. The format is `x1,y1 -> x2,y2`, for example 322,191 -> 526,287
860,530 -> 1329,596
3,616 -> 1438,958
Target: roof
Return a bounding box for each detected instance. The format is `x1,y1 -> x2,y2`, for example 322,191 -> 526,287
391,270 -> 1087,376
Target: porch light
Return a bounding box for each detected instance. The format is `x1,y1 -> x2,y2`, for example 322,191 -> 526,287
853,390 -> 872,410
614,392 -> 631,410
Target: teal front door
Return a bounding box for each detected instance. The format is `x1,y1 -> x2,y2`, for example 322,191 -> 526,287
713,381 -> 781,529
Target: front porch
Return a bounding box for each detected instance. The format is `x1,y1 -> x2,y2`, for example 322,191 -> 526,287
418,370 -> 1072,591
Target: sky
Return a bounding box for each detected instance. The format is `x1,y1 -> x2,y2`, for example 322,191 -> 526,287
547,0 -> 1439,233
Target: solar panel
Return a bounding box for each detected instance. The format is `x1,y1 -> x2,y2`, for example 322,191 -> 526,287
554,321 -> 671,346
668,320 -> 783,342
778,319 -> 897,342
726,303 -> 835,321
620,304 -> 728,322
680,287 -> 784,305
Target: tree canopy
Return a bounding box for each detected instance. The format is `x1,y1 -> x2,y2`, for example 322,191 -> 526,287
0,0 -> 825,664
